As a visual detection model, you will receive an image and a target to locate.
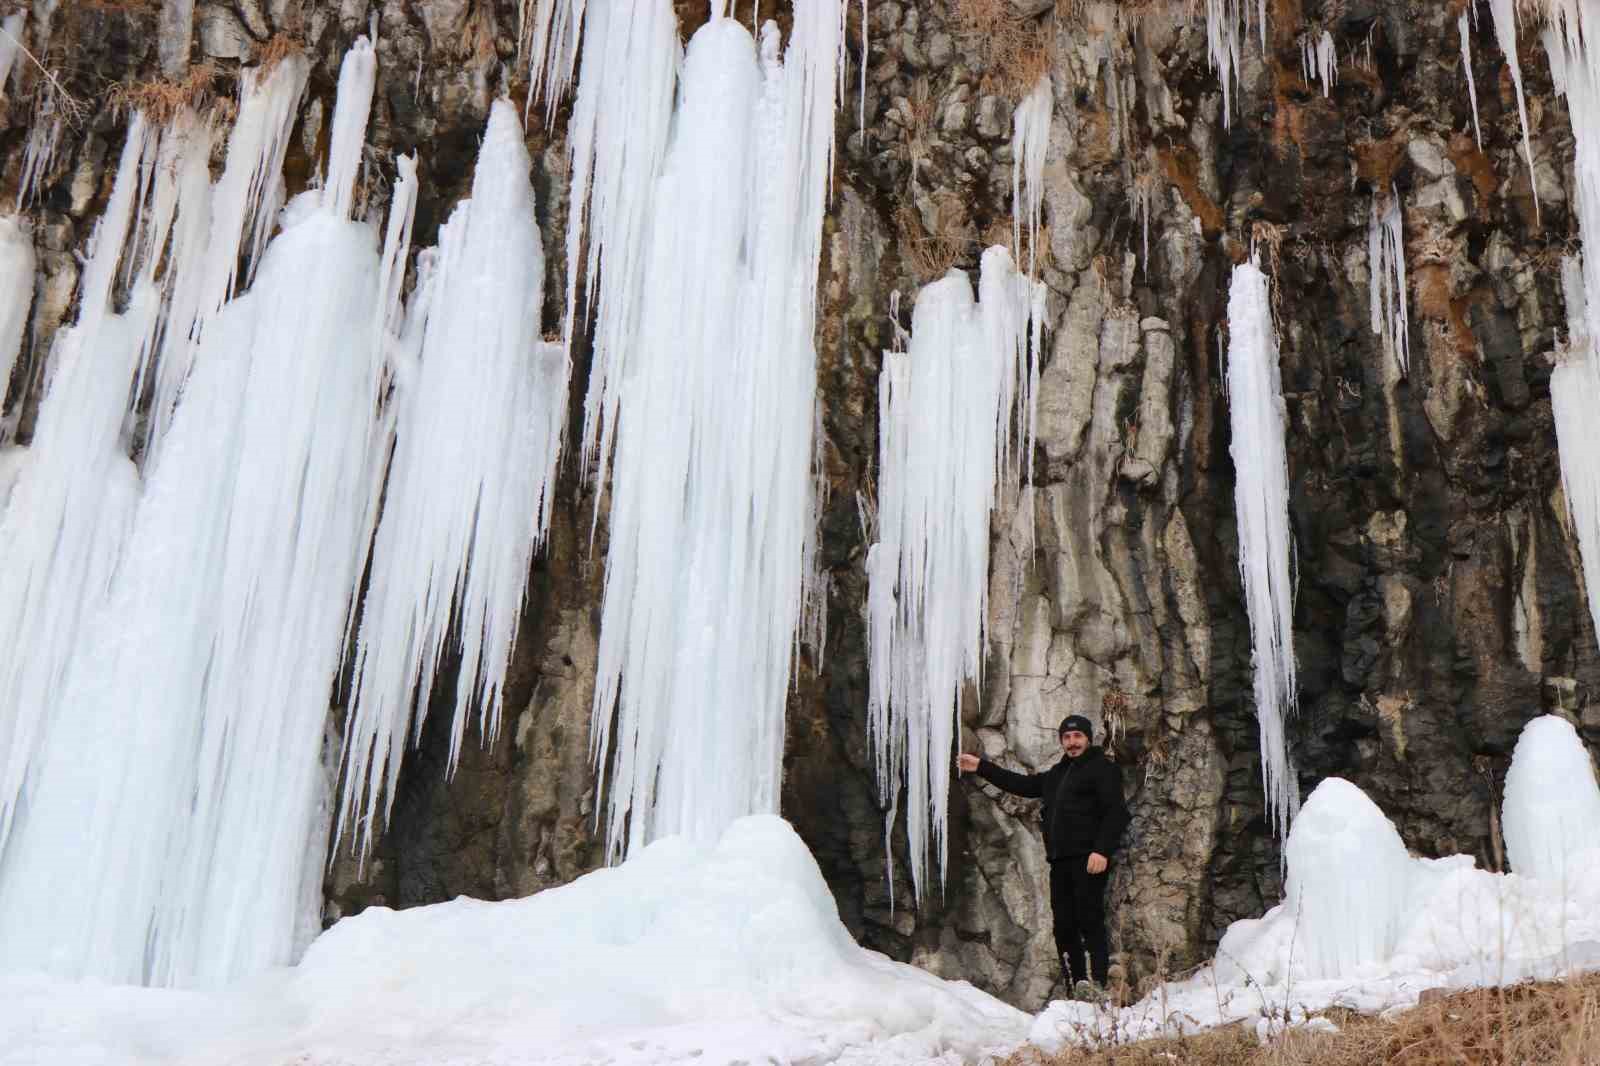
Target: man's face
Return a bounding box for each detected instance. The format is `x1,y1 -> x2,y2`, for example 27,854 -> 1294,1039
1059,730 -> 1089,758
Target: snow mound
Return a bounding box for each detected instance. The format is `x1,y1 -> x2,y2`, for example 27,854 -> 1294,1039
4,816 -> 1027,1066
1503,714 -> 1600,883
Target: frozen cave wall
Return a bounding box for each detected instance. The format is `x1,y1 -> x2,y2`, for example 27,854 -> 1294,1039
5,0 -> 1600,1013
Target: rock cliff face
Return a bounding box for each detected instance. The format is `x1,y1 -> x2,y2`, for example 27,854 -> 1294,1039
6,0 -> 1599,1012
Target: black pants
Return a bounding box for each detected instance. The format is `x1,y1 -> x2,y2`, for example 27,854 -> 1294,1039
1049,857 -> 1109,986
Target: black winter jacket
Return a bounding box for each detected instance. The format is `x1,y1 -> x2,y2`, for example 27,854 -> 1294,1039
975,747 -> 1130,862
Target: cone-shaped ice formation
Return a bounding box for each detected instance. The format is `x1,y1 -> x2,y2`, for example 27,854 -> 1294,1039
866,247 -> 1045,900
1010,75 -> 1050,277
1503,715 -> 1600,883
1283,778 -> 1412,978
1225,258 -> 1299,834
340,101 -> 568,857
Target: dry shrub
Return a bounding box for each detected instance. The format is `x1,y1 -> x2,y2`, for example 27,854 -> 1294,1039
896,200 -> 965,282
952,0 -> 1057,101
1004,973 -> 1600,1066
253,32 -> 302,76
108,62 -> 221,124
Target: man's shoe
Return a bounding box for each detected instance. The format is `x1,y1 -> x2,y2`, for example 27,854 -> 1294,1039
1072,979 -> 1106,1003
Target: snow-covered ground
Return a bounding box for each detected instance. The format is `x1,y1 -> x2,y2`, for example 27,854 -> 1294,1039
3,817 -> 1027,1066
11,716 -> 1600,1065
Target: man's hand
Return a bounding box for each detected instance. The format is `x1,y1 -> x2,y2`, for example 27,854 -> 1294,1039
1086,852 -> 1108,875
957,753 -> 980,773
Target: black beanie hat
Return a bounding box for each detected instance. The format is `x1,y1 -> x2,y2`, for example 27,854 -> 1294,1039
1058,714 -> 1093,739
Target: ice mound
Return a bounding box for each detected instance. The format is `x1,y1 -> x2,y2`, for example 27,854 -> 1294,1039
1503,714 -> 1600,883
1282,778 -> 1413,978
3,816 -> 1027,1066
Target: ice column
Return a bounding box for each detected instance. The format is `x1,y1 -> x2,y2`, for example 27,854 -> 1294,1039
1503,715 -> 1600,883
1490,0 -> 1539,221
1010,75 -> 1050,277
1283,778 -> 1412,978
1369,189 -> 1410,377
866,247 -> 1045,900
1225,258 -> 1299,834
0,11 -> 26,98
340,101 -> 568,856
587,8 -> 842,857
1461,11 -> 1483,149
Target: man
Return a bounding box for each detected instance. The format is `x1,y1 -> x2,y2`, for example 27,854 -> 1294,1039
957,714 -> 1129,999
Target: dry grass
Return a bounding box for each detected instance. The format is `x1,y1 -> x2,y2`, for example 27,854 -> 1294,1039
896,199 -> 966,282
952,0 -> 1057,101
252,32 -> 303,76
1004,974 -> 1600,1066
107,62 -> 221,124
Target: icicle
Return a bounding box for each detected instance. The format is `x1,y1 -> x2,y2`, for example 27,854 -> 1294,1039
1010,75 -> 1050,278
561,0 -> 678,498
339,101 -> 566,860
866,247 -> 1046,900
1460,11 -> 1483,149
1489,0 -> 1540,223
0,10 -> 27,97
526,0 -> 590,113
0,217 -> 34,433
1298,30 -> 1336,98
1225,257 -> 1299,836
589,6 -> 843,859
16,84 -> 64,208
146,55 -> 306,461
1368,188 -> 1410,377
140,109 -> 216,457
323,37 -> 378,221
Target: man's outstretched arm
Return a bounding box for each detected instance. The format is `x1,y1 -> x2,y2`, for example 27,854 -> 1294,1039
957,752 -> 1046,799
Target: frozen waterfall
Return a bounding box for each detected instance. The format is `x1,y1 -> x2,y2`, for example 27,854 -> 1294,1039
1503,715 -> 1600,883
866,247 -> 1045,900
572,7 -> 842,857
0,39 -> 399,985
1225,258 -> 1299,834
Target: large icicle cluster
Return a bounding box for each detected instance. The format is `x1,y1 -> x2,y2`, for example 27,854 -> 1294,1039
866,247 -> 1045,900
1300,30 -> 1336,97
1205,0 -> 1266,128
340,101 -> 568,856
1368,189 -> 1410,377
1224,259 -> 1299,834
538,3 -> 842,857
1542,7 -> 1600,653
0,39 -> 425,987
